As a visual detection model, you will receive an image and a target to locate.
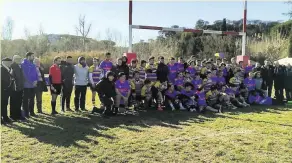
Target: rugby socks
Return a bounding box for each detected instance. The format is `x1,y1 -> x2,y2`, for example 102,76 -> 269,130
51,101 -> 56,113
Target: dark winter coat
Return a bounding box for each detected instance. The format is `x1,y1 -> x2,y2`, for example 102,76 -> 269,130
157,62 -> 169,83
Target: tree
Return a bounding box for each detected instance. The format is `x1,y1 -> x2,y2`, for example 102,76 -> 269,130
195,19 -> 209,29
75,15 -> 92,51
289,32 -> 292,57
221,18 -> 227,31
1,17 -> 14,40
283,1 -> 292,19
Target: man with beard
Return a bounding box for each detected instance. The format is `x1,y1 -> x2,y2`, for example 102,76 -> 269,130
10,55 -> 25,120
157,56 -> 169,83
60,56 -> 75,112
261,60 -> 274,97
21,52 -> 38,118
74,56 -> 89,111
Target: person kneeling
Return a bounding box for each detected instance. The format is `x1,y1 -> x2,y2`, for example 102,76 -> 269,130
179,82 -> 197,111
96,71 -> 116,117
165,84 -> 181,111
206,85 -> 223,113
115,72 -> 131,113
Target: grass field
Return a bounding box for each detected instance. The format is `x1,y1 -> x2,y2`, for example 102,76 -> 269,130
1,90 -> 292,163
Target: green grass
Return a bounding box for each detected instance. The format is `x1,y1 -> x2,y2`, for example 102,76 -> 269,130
1,90 -> 292,163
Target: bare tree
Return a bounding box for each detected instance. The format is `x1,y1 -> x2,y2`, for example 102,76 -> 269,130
1,17 -> 14,40
75,14 -> 92,51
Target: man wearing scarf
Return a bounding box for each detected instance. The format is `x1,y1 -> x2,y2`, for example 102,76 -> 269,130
1,57 -> 13,123
74,56 -> 89,111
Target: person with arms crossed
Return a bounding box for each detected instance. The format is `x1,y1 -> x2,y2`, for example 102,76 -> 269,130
60,56 -> 75,112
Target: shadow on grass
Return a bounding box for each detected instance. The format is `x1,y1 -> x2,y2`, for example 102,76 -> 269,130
5,105 -> 291,147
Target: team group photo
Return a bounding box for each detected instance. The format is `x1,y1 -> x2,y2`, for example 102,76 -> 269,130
1,1 -> 292,162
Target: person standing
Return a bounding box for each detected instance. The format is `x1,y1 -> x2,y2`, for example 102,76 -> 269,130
34,58 -> 48,114
89,57 -> 103,112
10,55 -> 25,120
49,57 -> 62,115
1,58 -> 13,124
273,61 -> 286,104
285,64 -> 292,101
74,56 -> 89,112
99,52 -> 113,77
60,56 -> 75,112
21,52 -> 38,118
157,56 -> 169,83
168,57 -> 178,84
261,60 -> 274,97
112,58 -> 129,80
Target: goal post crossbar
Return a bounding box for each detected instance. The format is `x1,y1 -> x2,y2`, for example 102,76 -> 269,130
128,0 -> 247,56
131,25 -> 245,36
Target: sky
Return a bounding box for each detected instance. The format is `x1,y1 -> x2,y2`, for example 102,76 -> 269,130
1,1 -> 290,46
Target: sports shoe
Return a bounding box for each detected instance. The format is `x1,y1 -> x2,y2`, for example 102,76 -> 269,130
157,105 -> 163,111
218,106 -> 223,113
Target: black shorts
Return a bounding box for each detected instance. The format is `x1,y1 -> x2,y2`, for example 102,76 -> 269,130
51,84 -> 62,95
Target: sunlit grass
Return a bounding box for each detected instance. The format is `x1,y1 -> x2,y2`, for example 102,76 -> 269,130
1,89 -> 292,162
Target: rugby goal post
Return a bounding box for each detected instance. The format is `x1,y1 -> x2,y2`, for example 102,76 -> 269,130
127,0 -> 249,64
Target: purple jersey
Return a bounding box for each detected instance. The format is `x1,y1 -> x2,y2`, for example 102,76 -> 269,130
176,62 -> 185,72
186,66 -> 196,77
217,76 -> 226,85
175,77 -> 184,87
181,90 -> 195,97
165,90 -> 179,99
211,76 -> 218,84
244,78 -> 256,91
115,80 -> 130,96
99,60 -> 113,76
196,91 -> 207,106
245,65 -> 253,74
192,79 -> 202,90
168,63 -> 178,83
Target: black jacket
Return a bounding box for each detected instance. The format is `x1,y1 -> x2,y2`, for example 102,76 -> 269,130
285,67 -> 292,89
261,65 -> 274,83
1,65 -> 12,91
157,62 -> 169,83
10,62 -> 25,91
274,65 -> 286,83
60,62 -> 75,86
112,64 -> 129,80
96,78 -> 116,98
